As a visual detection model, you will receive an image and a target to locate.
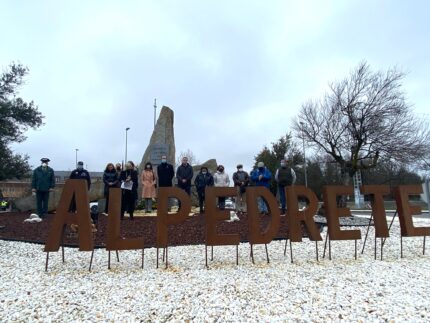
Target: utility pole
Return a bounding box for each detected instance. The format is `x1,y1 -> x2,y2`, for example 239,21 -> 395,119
125,127 -> 130,163
75,148 -> 79,168
154,98 -> 157,129
300,122 -> 308,187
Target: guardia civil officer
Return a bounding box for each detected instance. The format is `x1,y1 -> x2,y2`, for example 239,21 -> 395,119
31,158 -> 55,218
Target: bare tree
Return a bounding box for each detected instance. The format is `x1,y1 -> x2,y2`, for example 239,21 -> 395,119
293,61 -> 430,184
177,149 -> 199,167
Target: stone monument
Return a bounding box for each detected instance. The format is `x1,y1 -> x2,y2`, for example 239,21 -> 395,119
139,106 -> 176,172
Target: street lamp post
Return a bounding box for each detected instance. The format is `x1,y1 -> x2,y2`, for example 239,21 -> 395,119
300,122 -> 308,187
125,127 -> 130,163
75,148 -> 79,168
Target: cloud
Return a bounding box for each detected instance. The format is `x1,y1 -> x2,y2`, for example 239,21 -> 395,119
1,0 -> 429,175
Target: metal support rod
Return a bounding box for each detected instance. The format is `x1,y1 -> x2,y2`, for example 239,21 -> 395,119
236,245 -> 239,266
374,235 -> 377,260
323,232 -> 328,258
116,250 -> 120,262
401,236 -> 403,258
283,239 -> 288,256
328,237 -> 332,260
141,248 -> 144,269
354,239 -> 357,260
45,252 -> 49,272
315,241 -> 319,262
289,239 -> 293,264
156,248 -> 159,269
250,244 -> 254,264
163,247 -> 165,262
108,251 -> 111,269
265,244 -> 270,264
211,246 -> 214,261
165,247 -> 168,269
382,211 -> 398,247
423,236 -> 426,255
89,250 -> 94,272
61,227 -> 65,263
205,245 -> 208,268
381,237 -> 383,260
361,213 -> 373,254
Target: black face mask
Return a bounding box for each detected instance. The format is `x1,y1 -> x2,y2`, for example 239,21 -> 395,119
259,167 -> 264,171
116,167 -> 121,171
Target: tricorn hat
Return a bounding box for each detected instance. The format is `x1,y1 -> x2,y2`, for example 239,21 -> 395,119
40,158 -> 50,163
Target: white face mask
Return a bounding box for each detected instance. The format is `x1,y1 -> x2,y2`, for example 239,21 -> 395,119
238,168 -> 243,171
42,163 -> 47,167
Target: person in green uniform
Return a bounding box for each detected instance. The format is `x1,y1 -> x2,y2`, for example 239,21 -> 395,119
31,158 -> 55,218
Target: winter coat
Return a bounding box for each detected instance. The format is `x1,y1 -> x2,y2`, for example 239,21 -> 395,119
176,163 -> 193,188
194,172 -> 214,192
103,169 -> 119,195
120,169 -> 139,200
157,163 -> 175,187
32,166 -> 55,192
233,171 -> 250,187
213,171 -> 230,187
251,167 -> 272,188
141,170 -> 157,198
70,168 -> 91,189
275,166 -> 296,186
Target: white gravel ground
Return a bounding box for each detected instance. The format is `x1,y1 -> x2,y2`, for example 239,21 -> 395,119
1,216 -> 430,322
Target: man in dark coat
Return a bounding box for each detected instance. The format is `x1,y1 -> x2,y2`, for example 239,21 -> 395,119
194,166 -> 214,213
176,157 -> 193,196
232,164 -> 250,214
69,161 -> 91,212
31,157 -> 55,218
69,161 -> 91,189
157,155 -> 174,187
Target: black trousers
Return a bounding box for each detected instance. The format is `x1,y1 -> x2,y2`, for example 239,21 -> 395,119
36,191 -> 49,217
104,191 -> 110,213
198,191 -> 205,212
121,190 -> 136,219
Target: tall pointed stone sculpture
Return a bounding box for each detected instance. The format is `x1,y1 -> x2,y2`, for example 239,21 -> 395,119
139,106 -> 175,171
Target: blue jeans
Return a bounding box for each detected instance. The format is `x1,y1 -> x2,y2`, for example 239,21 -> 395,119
278,185 -> 286,210
257,197 -> 268,213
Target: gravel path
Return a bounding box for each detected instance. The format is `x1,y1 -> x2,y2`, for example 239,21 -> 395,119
1,217 -> 430,322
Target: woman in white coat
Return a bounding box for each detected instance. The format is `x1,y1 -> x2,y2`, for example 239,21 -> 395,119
213,165 -> 230,210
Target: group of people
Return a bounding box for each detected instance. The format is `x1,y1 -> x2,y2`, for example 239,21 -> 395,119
31,155 -> 297,220
194,159 -> 296,216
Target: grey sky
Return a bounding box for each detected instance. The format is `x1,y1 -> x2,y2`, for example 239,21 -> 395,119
1,0 -> 429,176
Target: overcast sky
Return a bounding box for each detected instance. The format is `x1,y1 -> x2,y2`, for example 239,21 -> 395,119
1,0 -> 429,176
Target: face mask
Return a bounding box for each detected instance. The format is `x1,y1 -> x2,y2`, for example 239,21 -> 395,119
259,167 -> 264,171
77,165 -> 83,170
42,163 -> 47,167
161,159 -> 167,163
116,167 -> 121,171
219,168 -> 224,172
202,171 -> 207,175
238,168 -> 243,172
146,166 -> 151,169
281,163 -> 286,168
